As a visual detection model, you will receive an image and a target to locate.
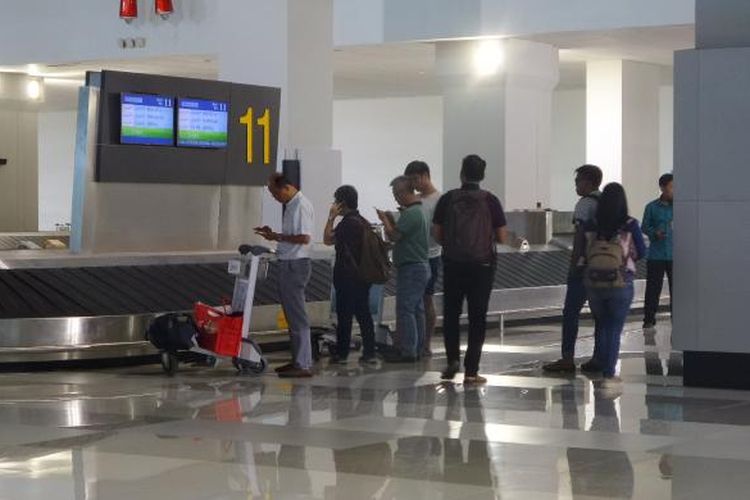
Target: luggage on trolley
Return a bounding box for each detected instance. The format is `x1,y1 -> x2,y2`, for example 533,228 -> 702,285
146,245 -> 272,376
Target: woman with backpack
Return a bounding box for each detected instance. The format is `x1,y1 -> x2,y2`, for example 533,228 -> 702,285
583,183 -> 647,384
323,185 -> 378,365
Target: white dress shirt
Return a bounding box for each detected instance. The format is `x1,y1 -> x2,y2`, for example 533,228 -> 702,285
277,191 -> 314,260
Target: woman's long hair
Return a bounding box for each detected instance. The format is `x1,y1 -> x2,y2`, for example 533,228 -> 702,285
596,183 -> 629,240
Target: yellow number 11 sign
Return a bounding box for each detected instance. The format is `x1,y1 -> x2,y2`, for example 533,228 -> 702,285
239,106 -> 271,165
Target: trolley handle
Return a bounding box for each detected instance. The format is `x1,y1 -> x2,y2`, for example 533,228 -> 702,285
238,244 -> 274,257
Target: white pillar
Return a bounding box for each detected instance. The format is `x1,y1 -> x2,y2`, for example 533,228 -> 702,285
216,0 -> 339,245
439,39 -> 559,210
586,60 -> 661,213
674,0 -> 750,389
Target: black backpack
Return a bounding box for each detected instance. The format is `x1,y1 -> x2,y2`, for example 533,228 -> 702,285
146,313 -> 197,352
355,217 -> 391,284
443,190 -> 495,263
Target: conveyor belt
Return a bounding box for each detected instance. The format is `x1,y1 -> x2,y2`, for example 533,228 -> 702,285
0,250 -> 646,320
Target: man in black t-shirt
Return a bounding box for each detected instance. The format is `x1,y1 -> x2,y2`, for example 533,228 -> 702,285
433,155 -> 507,384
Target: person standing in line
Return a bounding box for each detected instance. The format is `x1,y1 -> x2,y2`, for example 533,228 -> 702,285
433,154 -> 507,385
544,165 -> 603,373
323,185 -> 377,365
377,176 -> 430,363
642,173 -> 674,329
404,160 -> 442,358
256,173 -> 315,378
583,183 -> 646,385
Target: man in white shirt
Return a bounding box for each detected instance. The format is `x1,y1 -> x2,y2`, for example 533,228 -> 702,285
255,173 -> 315,378
405,160 -> 441,357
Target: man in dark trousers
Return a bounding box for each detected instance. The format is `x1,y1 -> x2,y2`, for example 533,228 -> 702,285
642,173 -> 674,328
433,155 -> 507,384
543,164 -> 603,373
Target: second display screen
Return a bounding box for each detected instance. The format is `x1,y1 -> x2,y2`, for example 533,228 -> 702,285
177,98 -> 229,148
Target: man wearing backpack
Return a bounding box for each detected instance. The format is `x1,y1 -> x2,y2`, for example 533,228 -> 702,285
543,164 -> 603,373
642,173 -> 674,329
404,160 -> 442,357
323,185 -> 378,365
433,154 -> 507,384
377,176 -> 430,362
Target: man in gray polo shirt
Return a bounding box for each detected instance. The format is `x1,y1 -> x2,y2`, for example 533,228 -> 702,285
256,173 -> 315,378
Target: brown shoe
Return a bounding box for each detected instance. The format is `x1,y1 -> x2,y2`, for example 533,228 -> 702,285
463,375 -> 488,385
542,358 -> 576,373
278,367 -> 313,378
274,362 -> 296,373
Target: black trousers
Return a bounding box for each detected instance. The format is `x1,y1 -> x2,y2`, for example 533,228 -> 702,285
442,260 -> 495,376
334,277 -> 375,358
644,260 -> 673,324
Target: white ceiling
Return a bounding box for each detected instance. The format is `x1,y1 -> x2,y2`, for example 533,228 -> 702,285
0,24 -> 694,109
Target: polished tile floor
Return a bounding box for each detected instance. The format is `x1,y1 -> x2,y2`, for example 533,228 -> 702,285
1,316 -> 748,499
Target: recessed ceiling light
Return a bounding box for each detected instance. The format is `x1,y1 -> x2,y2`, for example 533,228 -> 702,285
26,79 -> 42,100
473,40 -> 504,77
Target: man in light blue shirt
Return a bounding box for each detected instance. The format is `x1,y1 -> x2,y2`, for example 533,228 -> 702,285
256,173 -> 315,377
642,173 -> 673,328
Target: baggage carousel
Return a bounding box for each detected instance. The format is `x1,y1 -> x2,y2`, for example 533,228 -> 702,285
0,247 -> 653,364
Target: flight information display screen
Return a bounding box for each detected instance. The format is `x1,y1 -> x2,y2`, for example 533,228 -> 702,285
177,98 -> 229,148
120,93 -> 174,146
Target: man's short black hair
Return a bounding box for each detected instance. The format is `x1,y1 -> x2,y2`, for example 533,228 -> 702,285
404,160 -> 430,178
575,164 -> 603,189
334,185 -> 358,210
461,154 -> 486,183
659,173 -> 674,187
269,172 -> 293,189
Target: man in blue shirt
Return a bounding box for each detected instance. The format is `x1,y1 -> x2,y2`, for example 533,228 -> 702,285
642,173 -> 673,328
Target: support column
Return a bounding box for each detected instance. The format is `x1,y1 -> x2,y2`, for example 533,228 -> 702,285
586,60 -> 661,213
438,39 -> 559,210
674,0 -> 750,389
216,0 -> 339,247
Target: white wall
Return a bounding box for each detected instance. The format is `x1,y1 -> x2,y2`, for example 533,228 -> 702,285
550,89 -> 586,211
333,96 -> 443,221
38,111 -> 76,231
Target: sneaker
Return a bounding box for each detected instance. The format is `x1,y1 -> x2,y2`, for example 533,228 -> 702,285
358,355 -> 378,365
278,367 -> 314,378
600,375 -> 622,387
580,359 -> 603,373
463,375 -> 488,385
274,362 -> 295,373
542,358 -> 576,373
330,355 -> 348,365
441,362 -> 460,380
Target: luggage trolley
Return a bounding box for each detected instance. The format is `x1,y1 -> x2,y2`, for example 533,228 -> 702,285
150,245 -> 271,376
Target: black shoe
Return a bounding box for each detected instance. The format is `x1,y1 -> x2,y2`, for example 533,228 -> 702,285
358,355 -> 378,365
330,355 -> 348,365
580,359 -> 603,373
441,362 -> 460,380
643,321 -> 656,329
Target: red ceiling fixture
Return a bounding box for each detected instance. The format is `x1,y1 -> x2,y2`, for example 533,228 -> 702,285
155,0 -> 174,19
119,0 -> 138,23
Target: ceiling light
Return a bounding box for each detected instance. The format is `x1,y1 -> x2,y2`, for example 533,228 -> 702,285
473,39 -> 504,77
26,79 -> 42,100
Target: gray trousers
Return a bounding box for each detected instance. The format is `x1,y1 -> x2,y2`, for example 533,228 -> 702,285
278,259 -> 312,370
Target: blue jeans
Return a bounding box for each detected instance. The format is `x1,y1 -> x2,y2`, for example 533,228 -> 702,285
396,263 -> 430,358
587,283 -> 634,377
562,275 -> 601,361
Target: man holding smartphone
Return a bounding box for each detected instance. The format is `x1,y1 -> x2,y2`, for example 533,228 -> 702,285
256,173 -> 315,378
642,173 -> 674,329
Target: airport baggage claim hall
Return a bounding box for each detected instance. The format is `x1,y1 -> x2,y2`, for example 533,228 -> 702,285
0,1 -> 749,499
